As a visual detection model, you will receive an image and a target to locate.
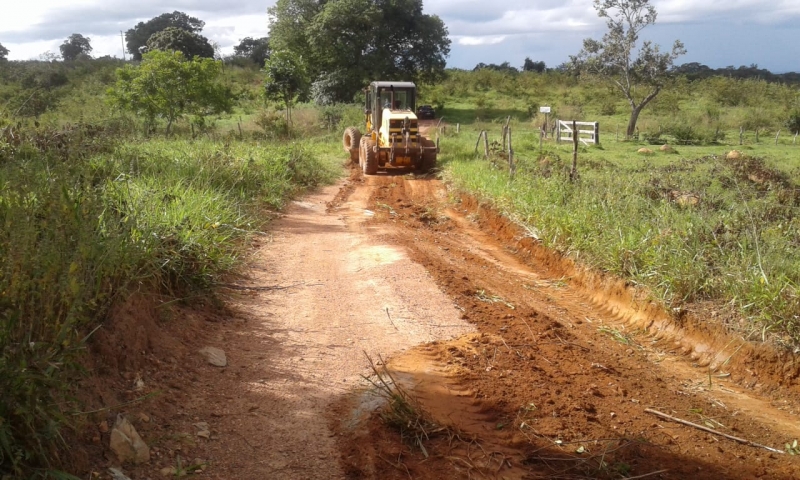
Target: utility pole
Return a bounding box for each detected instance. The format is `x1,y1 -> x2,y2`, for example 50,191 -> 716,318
120,31 -> 126,61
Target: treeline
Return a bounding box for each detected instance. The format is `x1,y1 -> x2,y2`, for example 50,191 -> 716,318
471,59 -> 800,86
674,62 -> 800,84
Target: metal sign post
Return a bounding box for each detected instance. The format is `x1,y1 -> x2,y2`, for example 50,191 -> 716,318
540,106 -> 551,138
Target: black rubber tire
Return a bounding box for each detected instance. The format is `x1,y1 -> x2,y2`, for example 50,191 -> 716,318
419,137 -> 437,173
342,127 -> 361,163
363,138 -> 378,175
358,136 -> 369,166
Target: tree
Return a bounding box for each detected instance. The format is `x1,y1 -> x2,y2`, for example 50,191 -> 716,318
0,43 -> 8,62
125,11 -> 205,60
522,57 -> 546,73
59,33 -> 92,61
108,50 -> 232,134
570,0 -> 685,137
233,37 -> 270,66
145,27 -> 214,59
263,50 -> 309,125
268,0 -> 450,103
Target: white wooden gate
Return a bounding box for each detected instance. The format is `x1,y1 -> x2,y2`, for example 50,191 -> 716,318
557,120 -> 599,145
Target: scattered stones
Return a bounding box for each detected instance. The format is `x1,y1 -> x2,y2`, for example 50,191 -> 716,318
726,150 -> 742,160
98,420 -> 109,433
109,415 -> 150,464
138,412 -> 151,423
159,467 -> 178,477
199,346 -> 227,367
637,148 -> 653,155
659,144 -> 675,152
194,421 -> 211,439
108,467 -> 132,480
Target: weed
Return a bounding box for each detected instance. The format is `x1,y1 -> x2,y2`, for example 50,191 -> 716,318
362,353 -> 445,456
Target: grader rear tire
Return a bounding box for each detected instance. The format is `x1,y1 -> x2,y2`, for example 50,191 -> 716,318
342,127 -> 361,164
363,138 -> 378,175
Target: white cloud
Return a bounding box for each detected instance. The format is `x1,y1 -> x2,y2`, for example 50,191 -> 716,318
456,35 -> 508,46
1,0 -> 799,70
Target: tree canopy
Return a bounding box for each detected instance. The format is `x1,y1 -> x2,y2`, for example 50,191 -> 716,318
233,37 -> 270,66
268,0 -> 450,103
263,50 -> 309,125
570,0 -> 685,137
59,34 -> 92,61
522,58 -> 546,73
108,50 -> 231,134
146,27 -> 214,59
125,11 -> 205,60
474,62 -> 518,73
0,43 -> 8,61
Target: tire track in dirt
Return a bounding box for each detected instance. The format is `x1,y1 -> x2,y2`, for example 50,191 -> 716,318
334,172 -> 800,479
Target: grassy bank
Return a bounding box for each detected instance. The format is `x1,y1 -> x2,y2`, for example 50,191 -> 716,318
436,117 -> 799,345
0,124 -> 342,477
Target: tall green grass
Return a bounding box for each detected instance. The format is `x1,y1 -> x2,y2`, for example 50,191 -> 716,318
0,125 -> 341,477
440,121 -> 800,344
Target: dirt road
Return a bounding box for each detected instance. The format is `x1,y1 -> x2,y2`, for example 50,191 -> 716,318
100,167 -> 800,479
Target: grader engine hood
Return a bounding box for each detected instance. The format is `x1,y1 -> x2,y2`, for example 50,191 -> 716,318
379,109 -> 419,147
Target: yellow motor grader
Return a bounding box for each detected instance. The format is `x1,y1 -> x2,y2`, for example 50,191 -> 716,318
342,81 -> 438,175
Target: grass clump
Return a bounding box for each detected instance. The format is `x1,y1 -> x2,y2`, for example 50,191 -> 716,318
0,123 -> 340,477
440,121 -> 800,345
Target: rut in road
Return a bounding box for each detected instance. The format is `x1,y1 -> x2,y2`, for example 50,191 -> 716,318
179,178 -> 472,479
335,172 -> 800,479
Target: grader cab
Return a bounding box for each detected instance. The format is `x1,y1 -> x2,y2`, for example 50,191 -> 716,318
342,81 -> 438,175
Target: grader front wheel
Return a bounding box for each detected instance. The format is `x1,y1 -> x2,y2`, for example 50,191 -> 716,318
363,138 -> 378,175
342,127 -> 361,164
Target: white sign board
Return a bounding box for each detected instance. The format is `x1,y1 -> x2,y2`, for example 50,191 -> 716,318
540,106 -> 551,113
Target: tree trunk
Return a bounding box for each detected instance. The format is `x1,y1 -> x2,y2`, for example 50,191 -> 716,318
626,106 -> 642,138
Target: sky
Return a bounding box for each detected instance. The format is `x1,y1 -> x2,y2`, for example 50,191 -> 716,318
1,0 -> 799,73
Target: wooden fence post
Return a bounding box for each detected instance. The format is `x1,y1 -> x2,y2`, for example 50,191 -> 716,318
508,127 -> 514,176
474,131 -> 482,154
775,130 -> 780,145
484,130 -> 489,158
570,120 -> 578,182
794,133 -> 798,145
456,123 -> 460,134
594,122 -> 600,145
539,128 -> 544,152
502,125 -> 507,152
739,126 -> 744,145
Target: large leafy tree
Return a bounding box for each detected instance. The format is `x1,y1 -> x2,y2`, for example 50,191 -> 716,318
59,33 -> 92,61
263,50 -> 309,125
125,11 -> 205,60
522,58 -> 546,73
570,0 -> 685,137
0,42 -> 8,61
268,0 -> 450,103
146,27 -> 214,59
233,37 -> 270,66
108,50 -> 232,134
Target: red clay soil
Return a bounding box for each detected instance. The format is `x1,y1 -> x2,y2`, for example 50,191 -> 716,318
72,165 -> 800,480
333,170 -> 800,480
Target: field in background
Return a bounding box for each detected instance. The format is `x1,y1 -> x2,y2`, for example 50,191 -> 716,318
419,70 -> 799,346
